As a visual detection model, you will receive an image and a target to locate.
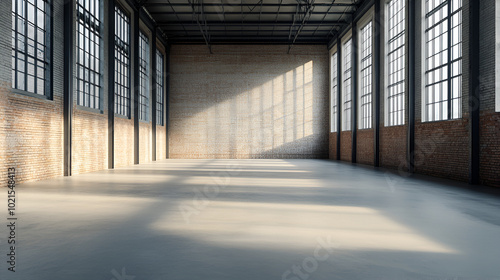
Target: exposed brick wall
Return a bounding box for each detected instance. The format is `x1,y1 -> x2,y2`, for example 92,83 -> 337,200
480,112 -> 500,187
114,117 -> 134,168
329,133 -> 338,159
413,0 -> 470,182
340,132 -> 352,162
0,0 -> 64,183
479,0 -> 500,187
414,120 -> 469,182
380,126 -> 407,170
156,125 -> 166,160
72,109 -> 108,175
169,45 -> 329,159
356,129 -> 374,165
139,122 -> 152,163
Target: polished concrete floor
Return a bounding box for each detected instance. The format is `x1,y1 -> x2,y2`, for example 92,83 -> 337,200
1,159 -> 500,280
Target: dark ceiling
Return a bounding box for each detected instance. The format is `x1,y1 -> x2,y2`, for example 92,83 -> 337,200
143,0 -> 364,47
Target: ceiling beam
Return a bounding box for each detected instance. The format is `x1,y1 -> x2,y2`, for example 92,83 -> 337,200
157,21 -> 348,26
145,3 -> 356,7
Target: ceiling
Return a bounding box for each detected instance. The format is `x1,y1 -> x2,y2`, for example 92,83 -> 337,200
143,0 -> 364,46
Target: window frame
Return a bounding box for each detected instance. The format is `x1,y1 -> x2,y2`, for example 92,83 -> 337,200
385,0 -> 406,126
155,47 -> 165,126
11,0 -> 53,99
114,3 -> 131,118
138,29 -> 150,122
330,47 -> 339,133
421,0 -> 463,122
341,31 -> 353,132
357,9 -> 374,130
76,0 -> 103,110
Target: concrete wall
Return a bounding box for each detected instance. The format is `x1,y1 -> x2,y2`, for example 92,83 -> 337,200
169,45 -> 329,159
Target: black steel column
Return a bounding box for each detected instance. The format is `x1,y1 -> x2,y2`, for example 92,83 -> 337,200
108,0 -> 115,169
352,21 -> 358,164
336,37 -> 342,161
408,0 -> 416,173
151,27 -> 157,161
373,0 -> 381,167
133,4 -> 140,165
166,44 -> 170,159
469,0 -> 480,184
63,0 -> 73,176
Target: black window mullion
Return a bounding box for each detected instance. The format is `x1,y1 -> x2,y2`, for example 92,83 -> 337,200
447,0 -> 452,120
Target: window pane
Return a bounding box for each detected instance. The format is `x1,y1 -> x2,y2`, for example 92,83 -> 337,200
12,0 -> 49,96
386,0 -> 406,126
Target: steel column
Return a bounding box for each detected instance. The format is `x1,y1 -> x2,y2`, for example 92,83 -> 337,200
63,0 -> 73,176
337,37 -> 342,161
152,27 -> 157,161
351,20 -> 358,164
134,3 -> 140,165
373,0 -> 381,167
469,0 -> 480,184
108,0 -> 116,169
408,0 -> 416,173
165,44 -> 170,159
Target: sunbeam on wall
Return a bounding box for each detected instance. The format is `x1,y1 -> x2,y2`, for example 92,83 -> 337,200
169,45 -> 329,159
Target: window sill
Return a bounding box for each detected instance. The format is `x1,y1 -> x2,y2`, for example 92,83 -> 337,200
76,105 -> 103,114
11,88 -> 51,101
115,113 -> 131,120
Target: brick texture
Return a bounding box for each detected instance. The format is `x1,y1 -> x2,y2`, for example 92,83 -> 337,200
340,132 -> 352,162
139,122 -> 152,163
380,126 -> 407,170
0,0 -> 65,184
169,45 -> 329,159
356,129 -> 374,165
479,0 -> 500,187
72,109 -> 108,175
114,117 -> 135,168
156,125 -> 166,160
329,132 -> 338,159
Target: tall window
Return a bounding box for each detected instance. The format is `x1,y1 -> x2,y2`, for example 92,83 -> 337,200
114,5 -> 130,117
359,21 -> 373,129
424,0 -> 462,121
139,31 -> 149,121
76,0 -> 102,109
342,39 -> 352,131
331,52 -> 338,132
156,49 -> 165,126
12,0 -> 51,96
387,0 -> 406,126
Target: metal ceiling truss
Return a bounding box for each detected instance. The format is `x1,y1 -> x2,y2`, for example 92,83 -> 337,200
143,0 -> 365,46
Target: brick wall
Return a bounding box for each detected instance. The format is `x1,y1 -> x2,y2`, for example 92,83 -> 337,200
357,129 -> 374,165
114,117 -> 135,168
414,120 -> 469,182
329,0 -> 496,185
479,0 -> 500,187
380,126 -> 407,170
156,125 -> 166,160
139,122 -> 152,163
414,0 -> 470,182
0,0 -> 65,184
169,45 -> 329,159
72,109 -> 108,175
340,132 -> 352,162
329,133 -> 338,159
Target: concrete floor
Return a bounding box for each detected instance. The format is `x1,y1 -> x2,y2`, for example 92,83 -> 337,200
1,159 -> 500,280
